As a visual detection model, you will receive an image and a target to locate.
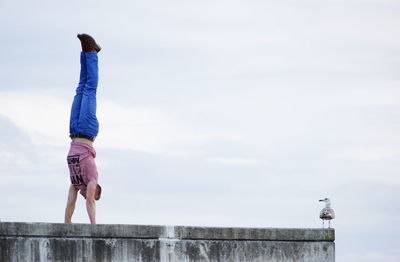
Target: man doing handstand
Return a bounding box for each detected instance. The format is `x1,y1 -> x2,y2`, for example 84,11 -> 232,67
64,34 -> 102,224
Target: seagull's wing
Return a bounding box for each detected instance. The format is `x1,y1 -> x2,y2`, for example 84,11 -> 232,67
320,208 -> 335,220
330,208 -> 335,219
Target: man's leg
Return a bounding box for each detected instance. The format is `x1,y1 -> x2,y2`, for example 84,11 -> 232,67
74,33 -> 101,139
85,181 -> 97,224
69,53 -> 87,135
77,52 -> 99,138
64,184 -> 78,223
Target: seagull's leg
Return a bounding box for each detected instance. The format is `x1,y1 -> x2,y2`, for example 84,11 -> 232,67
328,220 -> 330,228
322,220 -> 324,229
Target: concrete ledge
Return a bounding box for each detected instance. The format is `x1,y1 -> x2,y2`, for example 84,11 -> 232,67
0,222 -> 335,262
175,226 -> 335,241
0,222 -> 164,239
0,222 -> 334,241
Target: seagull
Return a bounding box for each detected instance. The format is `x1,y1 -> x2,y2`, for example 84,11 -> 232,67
319,198 -> 335,228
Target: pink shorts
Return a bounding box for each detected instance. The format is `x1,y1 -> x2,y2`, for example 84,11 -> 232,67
67,142 -> 98,190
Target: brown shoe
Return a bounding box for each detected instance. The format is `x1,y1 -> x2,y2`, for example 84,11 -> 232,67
77,33 -> 101,53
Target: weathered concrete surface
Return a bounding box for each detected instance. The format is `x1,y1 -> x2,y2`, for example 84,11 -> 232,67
0,222 -> 335,262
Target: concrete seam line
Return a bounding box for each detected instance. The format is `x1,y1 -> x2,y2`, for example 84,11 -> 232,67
167,238 -> 334,242
0,236 -> 333,242
0,236 -> 161,240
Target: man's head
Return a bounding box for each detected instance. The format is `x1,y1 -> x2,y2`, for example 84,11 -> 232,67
80,184 -> 102,200
95,184 -> 102,200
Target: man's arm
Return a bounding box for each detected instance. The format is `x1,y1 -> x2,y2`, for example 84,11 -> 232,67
64,184 -> 78,223
85,181 -> 97,224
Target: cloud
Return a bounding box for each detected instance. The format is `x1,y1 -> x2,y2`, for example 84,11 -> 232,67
0,91 -> 70,145
331,147 -> 399,161
206,156 -> 266,166
97,100 -> 241,155
0,90 -> 240,155
0,114 -> 37,167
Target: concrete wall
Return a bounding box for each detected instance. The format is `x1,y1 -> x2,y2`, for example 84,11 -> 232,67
0,222 -> 335,262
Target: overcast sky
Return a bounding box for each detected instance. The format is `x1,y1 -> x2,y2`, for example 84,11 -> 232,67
1,0 -> 400,261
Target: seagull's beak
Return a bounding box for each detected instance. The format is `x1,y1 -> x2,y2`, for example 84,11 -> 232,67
319,199 -> 324,202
